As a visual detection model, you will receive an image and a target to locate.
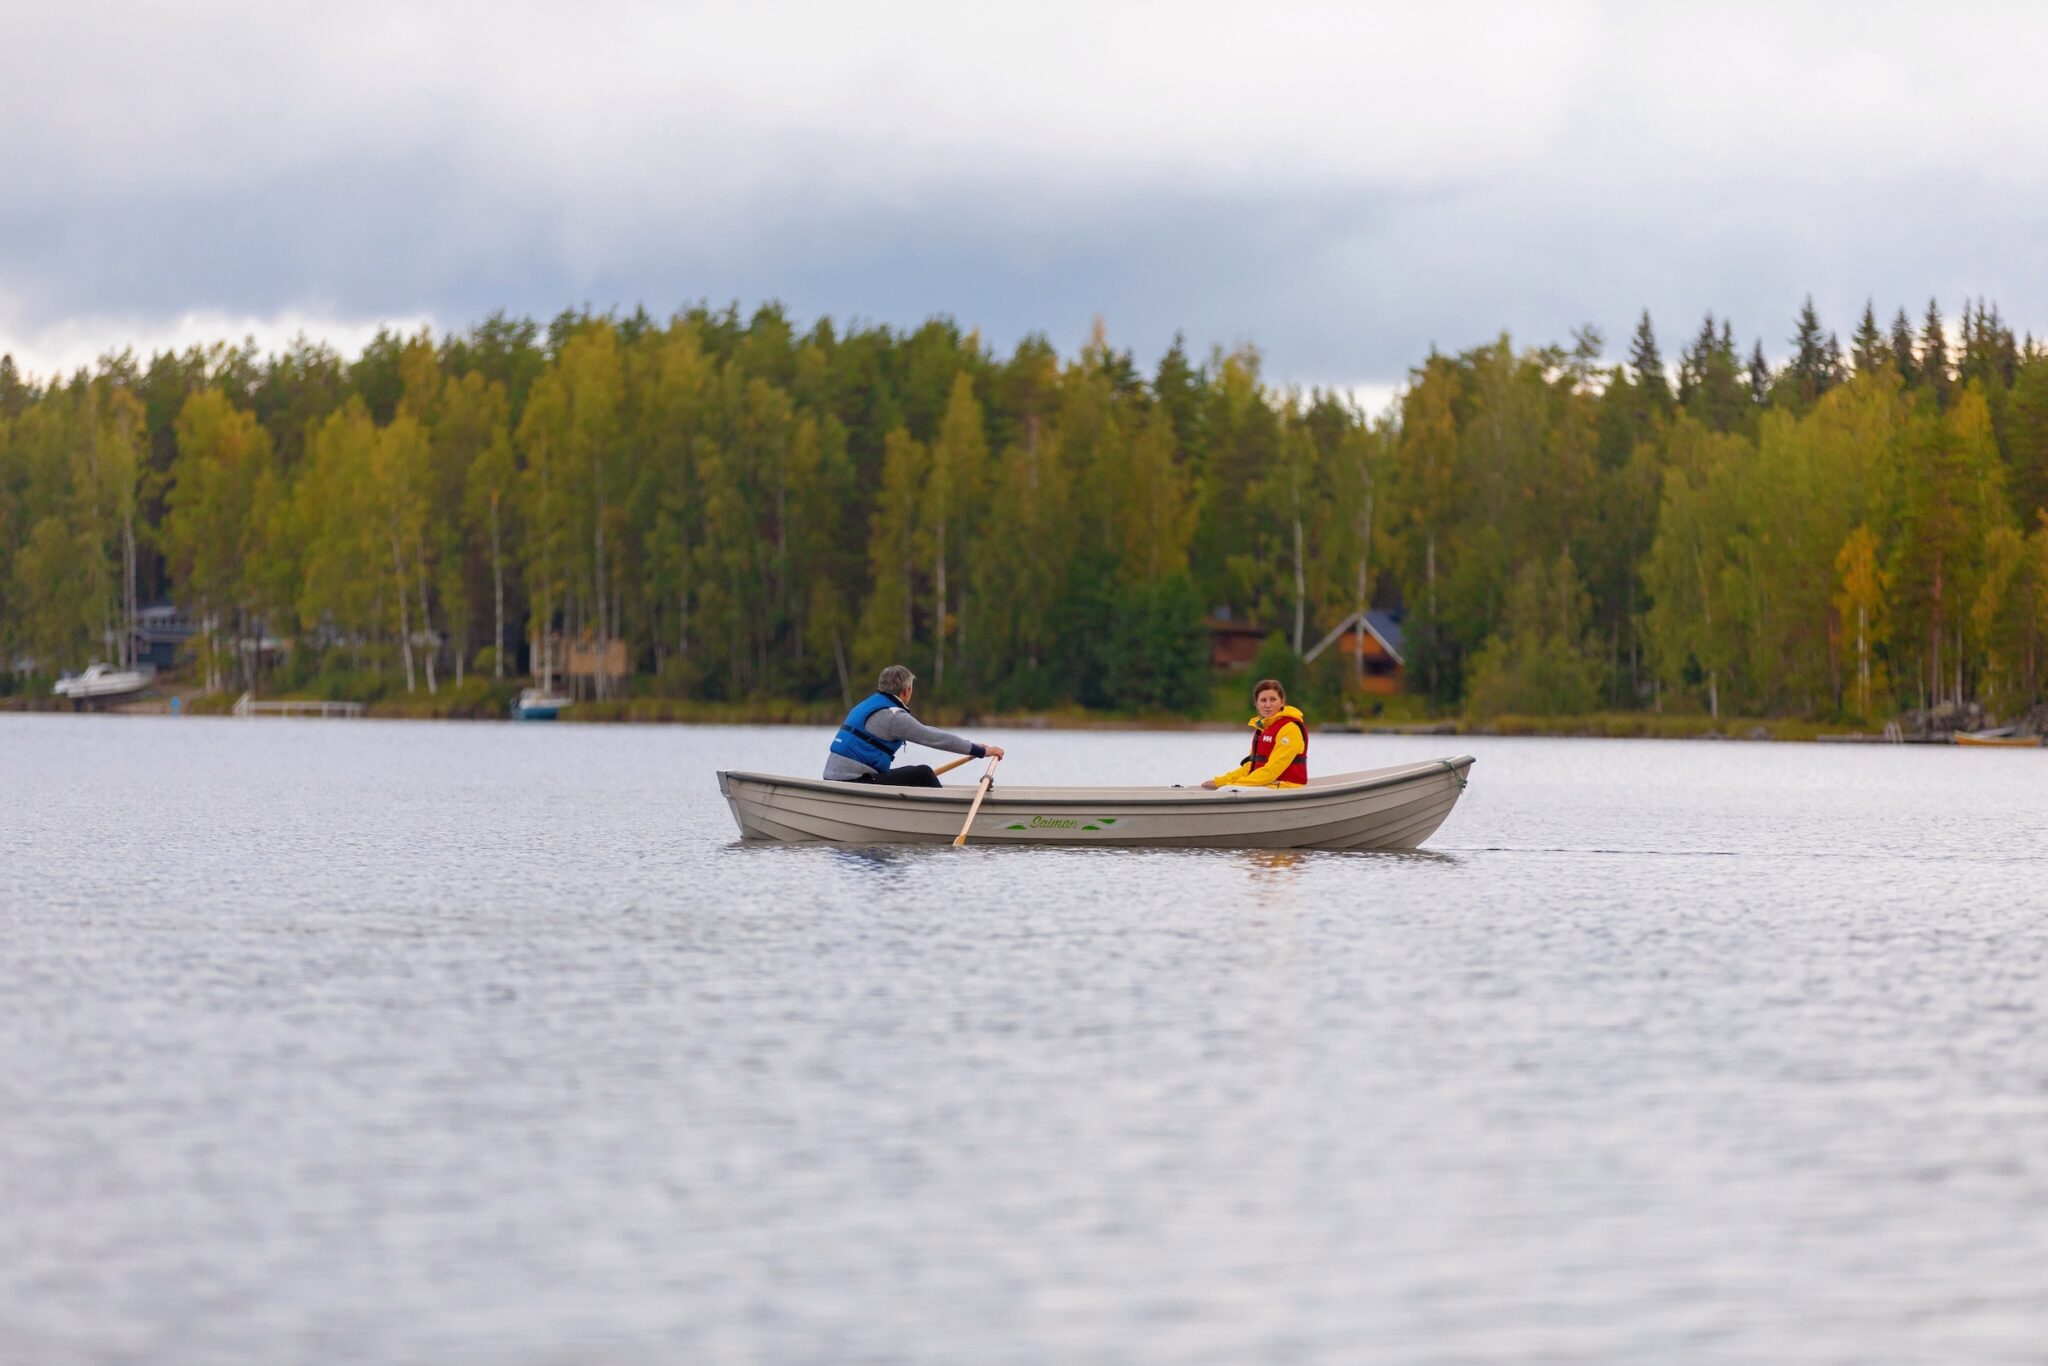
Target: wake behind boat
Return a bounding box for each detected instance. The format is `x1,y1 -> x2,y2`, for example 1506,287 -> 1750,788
719,757 -> 1475,851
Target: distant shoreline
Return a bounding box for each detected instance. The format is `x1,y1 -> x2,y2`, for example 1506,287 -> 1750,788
6,692 -> 2015,744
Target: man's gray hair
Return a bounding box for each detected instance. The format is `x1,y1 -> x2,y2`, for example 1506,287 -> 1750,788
876,664 -> 915,696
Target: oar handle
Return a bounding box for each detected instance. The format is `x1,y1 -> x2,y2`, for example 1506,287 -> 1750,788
933,753 -> 977,777
952,755 -> 1002,847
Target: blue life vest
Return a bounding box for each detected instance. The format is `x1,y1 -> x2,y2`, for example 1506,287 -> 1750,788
830,692 -> 906,772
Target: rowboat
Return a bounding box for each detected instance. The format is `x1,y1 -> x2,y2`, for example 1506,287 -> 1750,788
718,756 -> 1476,850
1954,731 -> 2042,748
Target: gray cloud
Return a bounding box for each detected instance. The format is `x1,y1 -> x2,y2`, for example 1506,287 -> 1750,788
1,153 -> 549,320
5,2 -> 2048,384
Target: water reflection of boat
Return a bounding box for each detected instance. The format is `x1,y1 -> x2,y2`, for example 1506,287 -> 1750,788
718,758 -> 1475,851
1954,730 -> 2041,748
52,662 -> 155,707
1237,848 -> 1309,883
512,688 -> 573,720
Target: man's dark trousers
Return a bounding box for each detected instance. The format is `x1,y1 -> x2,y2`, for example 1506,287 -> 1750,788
854,765 -> 941,788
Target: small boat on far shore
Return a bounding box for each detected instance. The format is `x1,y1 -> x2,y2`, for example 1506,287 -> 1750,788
512,688 -> 573,721
1954,730 -> 2042,748
53,663 -> 156,707
719,757 -> 1476,851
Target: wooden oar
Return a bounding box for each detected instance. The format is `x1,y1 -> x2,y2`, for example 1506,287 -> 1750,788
952,755 -> 1002,847
933,753 -> 977,777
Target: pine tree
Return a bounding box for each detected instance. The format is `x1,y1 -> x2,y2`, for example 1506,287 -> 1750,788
1790,297 -> 1828,384
0,354 -> 28,419
1850,301 -> 1889,376
1676,316 -> 1707,407
1920,299 -> 1952,404
1990,304 -> 2020,386
1889,386 -> 2006,706
1748,340 -> 1772,406
1152,333 -> 1207,470
1628,311 -> 1671,409
1959,298 -> 2019,392
1783,296 -> 1835,408
1890,308 -> 1919,387
1680,315 -> 1748,432
2007,356 -> 2048,527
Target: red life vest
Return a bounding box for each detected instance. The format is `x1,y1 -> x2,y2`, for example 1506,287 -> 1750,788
1245,713 -> 1308,784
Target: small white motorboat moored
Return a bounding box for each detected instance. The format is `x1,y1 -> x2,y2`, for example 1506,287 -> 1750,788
719,757 -> 1475,851
53,662 -> 155,706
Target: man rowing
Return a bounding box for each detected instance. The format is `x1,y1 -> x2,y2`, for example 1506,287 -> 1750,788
824,664 -> 1006,787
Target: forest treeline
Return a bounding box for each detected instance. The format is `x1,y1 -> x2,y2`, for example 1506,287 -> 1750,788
2,296 -> 2047,719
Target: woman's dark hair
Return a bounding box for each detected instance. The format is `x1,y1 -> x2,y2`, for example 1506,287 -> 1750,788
1251,678 -> 1286,702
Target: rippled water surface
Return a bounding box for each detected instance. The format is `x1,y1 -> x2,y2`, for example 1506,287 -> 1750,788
4,714 -> 2046,1363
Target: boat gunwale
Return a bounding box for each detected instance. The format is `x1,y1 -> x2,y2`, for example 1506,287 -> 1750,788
718,756 -> 1474,811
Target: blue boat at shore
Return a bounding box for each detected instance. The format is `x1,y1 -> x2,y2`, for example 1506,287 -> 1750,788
512,688 -> 572,721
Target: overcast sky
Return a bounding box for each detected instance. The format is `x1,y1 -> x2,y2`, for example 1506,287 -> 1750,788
5,1 -> 2046,404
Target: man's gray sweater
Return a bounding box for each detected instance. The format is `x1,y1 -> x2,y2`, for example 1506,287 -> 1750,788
823,704 -> 984,780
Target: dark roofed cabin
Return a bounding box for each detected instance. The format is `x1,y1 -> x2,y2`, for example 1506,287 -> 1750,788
132,603 -> 198,671
1205,614 -> 1269,671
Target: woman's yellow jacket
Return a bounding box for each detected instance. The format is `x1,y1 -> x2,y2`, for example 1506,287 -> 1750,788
1209,705 -> 1307,787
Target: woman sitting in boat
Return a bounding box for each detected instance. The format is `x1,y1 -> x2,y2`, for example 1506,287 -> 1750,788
1202,678 -> 1307,789
824,664 -> 1006,787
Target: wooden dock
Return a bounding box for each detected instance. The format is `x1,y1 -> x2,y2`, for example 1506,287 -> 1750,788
1815,724 -> 1944,744
232,693 -> 365,719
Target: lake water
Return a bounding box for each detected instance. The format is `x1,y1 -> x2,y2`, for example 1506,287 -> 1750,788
3,714 -> 2045,1363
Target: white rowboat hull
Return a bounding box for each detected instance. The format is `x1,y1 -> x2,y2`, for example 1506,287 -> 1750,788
718,757 -> 1475,851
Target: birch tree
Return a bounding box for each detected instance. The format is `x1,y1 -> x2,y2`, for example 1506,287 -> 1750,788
164,389 -> 274,691
369,414 -> 432,692
856,427 -> 926,671
296,400 -> 382,665
923,372 -> 988,692
1833,525 -> 1887,717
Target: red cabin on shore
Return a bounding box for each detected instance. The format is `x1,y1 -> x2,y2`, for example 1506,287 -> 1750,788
1304,609 -> 1407,695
